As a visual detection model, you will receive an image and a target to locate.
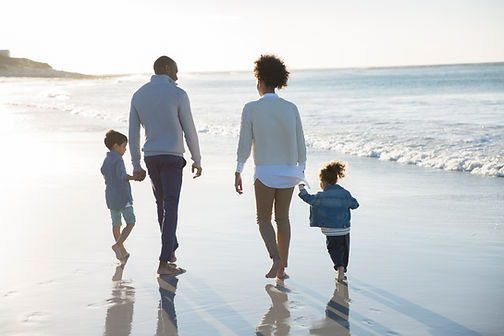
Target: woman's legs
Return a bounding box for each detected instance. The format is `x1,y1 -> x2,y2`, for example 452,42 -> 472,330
274,186 -> 294,278
254,180 -> 294,278
255,180 -> 282,277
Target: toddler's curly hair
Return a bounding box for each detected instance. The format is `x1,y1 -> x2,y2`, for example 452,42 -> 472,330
254,54 -> 290,89
319,160 -> 346,185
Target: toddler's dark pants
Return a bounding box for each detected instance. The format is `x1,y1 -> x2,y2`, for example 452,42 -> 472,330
326,234 -> 350,272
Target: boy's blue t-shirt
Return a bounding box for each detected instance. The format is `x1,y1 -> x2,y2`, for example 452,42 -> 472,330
101,151 -> 133,210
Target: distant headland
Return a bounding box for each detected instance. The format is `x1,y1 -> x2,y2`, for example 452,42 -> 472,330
0,50 -> 93,78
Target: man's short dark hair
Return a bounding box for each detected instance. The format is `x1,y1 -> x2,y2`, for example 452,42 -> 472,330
254,54 -> 290,89
154,56 -> 175,74
104,129 -> 127,150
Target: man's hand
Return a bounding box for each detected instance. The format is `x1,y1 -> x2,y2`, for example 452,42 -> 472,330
133,169 -> 147,182
192,165 -> 202,179
235,172 -> 243,194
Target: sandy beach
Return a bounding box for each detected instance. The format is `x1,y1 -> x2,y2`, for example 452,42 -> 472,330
1,77 -> 503,336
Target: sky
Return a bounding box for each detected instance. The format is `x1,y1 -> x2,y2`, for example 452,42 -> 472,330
2,0 -> 504,75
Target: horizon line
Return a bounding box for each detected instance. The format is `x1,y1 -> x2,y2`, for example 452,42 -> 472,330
98,60 -> 504,77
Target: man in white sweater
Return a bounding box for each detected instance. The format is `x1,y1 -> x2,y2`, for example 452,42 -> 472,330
129,56 -> 202,275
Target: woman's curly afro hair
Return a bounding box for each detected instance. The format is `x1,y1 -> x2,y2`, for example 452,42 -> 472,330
254,54 -> 290,89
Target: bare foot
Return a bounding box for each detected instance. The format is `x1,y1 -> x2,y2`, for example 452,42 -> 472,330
170,252 -> 177,263
337,266 -> 345,282
111,244 -> 123,261
265,258 -> 282,278
157,263 -> 185,275
121,253 -> 130,265
276,265 -> 291,279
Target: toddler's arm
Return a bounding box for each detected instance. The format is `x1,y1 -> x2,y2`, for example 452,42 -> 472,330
298,185 -> 319,205
348,193 -> 359,210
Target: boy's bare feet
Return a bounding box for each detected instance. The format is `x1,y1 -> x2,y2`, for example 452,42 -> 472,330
112,244 -> 123,261
266,258 -> 283,278
337,266 -> 345,282
157,262 -> 185,275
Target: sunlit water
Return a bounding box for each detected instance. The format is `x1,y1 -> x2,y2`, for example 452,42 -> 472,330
1,62 -> 503,177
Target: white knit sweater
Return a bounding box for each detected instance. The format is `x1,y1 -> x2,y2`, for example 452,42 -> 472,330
236,95 -> 306,166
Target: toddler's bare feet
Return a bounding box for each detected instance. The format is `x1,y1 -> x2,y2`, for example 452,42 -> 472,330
157,263 -> 185,275
337,266 -> 345,282
266,258 -> 282,278
112,244 -> 123,261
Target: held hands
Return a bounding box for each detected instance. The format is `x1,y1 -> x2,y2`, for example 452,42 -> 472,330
234,172 -> 243,194
133,169 -> 147,182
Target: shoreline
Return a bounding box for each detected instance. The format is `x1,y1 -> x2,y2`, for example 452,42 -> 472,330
1,78 -> 503,335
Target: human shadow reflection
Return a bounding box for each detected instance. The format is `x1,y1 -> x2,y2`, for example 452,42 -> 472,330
104,265 -> 135,336
156,274 -> 180,336
256,279 -> 291,336
310,281 -> 351,335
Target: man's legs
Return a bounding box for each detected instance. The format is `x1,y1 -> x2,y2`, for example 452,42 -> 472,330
158,157 -> 184,262
145,155 -> 185,274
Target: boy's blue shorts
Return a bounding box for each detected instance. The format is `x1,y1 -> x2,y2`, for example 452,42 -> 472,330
110,206 -> 136,226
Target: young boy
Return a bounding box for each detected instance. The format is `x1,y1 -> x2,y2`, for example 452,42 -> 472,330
101,129 -> 138,264
298,160 -> 359,281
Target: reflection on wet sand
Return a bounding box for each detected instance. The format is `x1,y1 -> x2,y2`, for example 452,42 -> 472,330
104,265 -> 135,336
256,279 -> 291,336
156,274 -> 180,336
310,281 -> 350,335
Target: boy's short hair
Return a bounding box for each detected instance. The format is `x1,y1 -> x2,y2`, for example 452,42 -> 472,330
254,54 -> 290,89
104,129 -> 127,150
319,160 -> 346,185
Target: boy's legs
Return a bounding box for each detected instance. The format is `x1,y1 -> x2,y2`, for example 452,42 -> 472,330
273,186 -> 294,278
254,179 -> 282,278
112,207 -> 136,262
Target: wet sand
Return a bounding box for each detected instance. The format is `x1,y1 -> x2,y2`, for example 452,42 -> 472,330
1,85 -> 503,335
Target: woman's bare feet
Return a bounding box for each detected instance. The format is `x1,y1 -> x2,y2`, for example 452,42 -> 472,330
265,258 -> 283,278
157,262 -> 185,275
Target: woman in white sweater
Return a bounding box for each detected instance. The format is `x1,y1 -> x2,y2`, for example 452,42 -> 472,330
235,55 -> 307,279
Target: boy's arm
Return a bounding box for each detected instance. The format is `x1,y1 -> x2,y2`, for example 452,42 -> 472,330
116,160 -> 130,182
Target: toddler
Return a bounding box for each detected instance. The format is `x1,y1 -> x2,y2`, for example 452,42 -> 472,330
298,160 -> 359,281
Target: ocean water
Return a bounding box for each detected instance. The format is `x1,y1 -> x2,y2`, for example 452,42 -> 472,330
2,63 -> 503,177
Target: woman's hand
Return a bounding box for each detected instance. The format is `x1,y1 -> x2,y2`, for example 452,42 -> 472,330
235,172 -> 243,194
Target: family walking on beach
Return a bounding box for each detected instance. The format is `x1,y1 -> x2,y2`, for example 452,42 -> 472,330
100,55 -> 359,282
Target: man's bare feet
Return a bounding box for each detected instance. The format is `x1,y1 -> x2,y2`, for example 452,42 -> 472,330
112,244 -> 123,261
157,263 -> 185,275
276,267 -> 290,280
265,258 -> 283,278
337,266 -> 345,282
